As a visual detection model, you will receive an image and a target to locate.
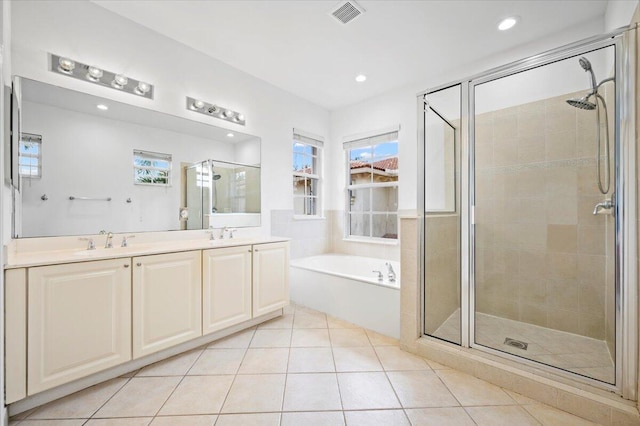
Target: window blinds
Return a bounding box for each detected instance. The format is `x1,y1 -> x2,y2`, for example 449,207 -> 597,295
293,128 -> 324,148
343,127 -> 399,149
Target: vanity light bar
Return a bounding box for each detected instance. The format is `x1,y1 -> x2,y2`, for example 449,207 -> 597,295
49,54 -> 154,100
186,96 -> 246,126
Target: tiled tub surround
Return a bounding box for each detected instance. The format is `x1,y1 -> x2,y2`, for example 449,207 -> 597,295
10,303 -> 603,426
328,210 -> 400,261
270,210 -> 330,259
400,217 -> 640,425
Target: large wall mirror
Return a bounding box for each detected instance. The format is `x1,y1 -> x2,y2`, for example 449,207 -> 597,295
12,77 -> 261,238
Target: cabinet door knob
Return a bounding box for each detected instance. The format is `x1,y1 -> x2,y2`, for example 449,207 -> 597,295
248,249 -> 252,252
124,264 -> 130,268
254,249 -> 259,252
136,262 -> 142,266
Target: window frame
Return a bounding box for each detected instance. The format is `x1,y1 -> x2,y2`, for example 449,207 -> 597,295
133,149 -> 172,186
18,133 -> 42,179
293,129 -> 324,219
344,127 -> 399,242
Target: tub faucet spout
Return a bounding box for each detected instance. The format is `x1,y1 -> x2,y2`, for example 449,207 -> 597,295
385,262 -> 396,283
372,270 -> 383,281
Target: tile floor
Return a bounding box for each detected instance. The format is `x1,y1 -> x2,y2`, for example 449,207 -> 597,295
433,309 -> 614,383
11,304 -> 600,425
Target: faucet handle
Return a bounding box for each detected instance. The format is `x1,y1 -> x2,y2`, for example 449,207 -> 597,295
79,237 -> 95,250
121,235 -> 135,247
372,270 -> 383,281
229,229 -> 236,239
206,228 -> 216,240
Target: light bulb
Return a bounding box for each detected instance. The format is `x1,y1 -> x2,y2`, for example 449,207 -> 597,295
58,57 -> 75,74
227,133 -> 234,138
236,113 -> 245,122
112,74 -> 128,89
223,110 -> 234,118
96,104 -> 109,111
193,100 -> 205,109
208,105 -> 220,114
86,66 -> 103,82
498,17 -> 518,31
355,74 -> 367,82
135,81 -> 151,95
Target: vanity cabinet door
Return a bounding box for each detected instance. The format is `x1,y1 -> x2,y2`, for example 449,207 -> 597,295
28,259 -> 132,395
202,245 -> 252,335
252,241 -> 290,317
132,251 -> 202,358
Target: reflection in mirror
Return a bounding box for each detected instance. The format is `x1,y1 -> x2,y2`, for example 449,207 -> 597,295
14,77 -> 261,237
423,84 -> 462,345
183,159 -> 260,229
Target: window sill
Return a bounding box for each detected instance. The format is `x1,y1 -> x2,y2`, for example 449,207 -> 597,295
343,237 -> 398,246
293,215 -> 326,221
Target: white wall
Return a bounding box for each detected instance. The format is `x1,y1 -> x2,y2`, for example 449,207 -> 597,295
328,18 -> 606,214
9,0 -> 330,238
605,0 -> 639,31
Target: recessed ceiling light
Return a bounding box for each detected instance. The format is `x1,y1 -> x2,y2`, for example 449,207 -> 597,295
498,16 -> 519,31
227,133 -> 234,138
96,104 -> 109,111
355,74 -> 367,82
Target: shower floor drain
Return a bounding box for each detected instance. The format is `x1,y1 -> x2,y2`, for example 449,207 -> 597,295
504,337 -> 528,350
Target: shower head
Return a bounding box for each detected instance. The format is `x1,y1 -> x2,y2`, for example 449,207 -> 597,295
212,173 -> 221,180
578,56 -> 598,94
566,96 -> 597,110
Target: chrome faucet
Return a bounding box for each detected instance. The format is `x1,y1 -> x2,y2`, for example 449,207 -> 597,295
220,226 -> 229,239
206,227 -> 216,240
121,235 -> 135,247
104,232 -> 114,248
372,270 -> 383,281
385,262 -> 396,283
593,198 -> 614,215
79,237 -> 95,250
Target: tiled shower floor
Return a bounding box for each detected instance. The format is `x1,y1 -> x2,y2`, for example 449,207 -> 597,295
433,310 -> 615,383
10,304 -> 599,426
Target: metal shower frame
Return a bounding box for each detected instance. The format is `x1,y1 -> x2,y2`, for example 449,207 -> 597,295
417,26 -> 637,399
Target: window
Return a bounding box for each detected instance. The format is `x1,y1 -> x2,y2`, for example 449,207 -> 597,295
293,129 -> 324,217
19,133 -> 42,178
133,150 -> 172,185
345,128 -> 399,240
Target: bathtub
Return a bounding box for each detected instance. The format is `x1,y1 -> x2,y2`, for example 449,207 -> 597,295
290,254 -> 400,338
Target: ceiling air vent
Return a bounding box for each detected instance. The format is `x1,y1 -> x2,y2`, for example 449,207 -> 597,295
329,1 -> 365,25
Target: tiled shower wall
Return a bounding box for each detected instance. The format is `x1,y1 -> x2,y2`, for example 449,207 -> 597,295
474,90 -> 615,341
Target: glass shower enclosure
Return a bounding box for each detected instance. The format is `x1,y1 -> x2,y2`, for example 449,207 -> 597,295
419,29 -> 636,397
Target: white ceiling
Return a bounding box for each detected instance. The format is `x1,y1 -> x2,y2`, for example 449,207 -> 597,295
92,0 -> 609,110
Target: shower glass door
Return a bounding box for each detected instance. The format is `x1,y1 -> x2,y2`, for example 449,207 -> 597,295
472,45 -> 617,384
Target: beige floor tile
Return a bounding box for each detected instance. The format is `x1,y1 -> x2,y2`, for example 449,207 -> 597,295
436,370 -> 516,406
294,312 -> 328,328
291,328 -> 331,347
214,413 -> 280,426
18,421 -> 86,426
375,346 -> 430,371
283,304 -> 296,315
327,316 -> 360,329
30,378 -> 128,419
10,407 -> 39,421
137,349 -> 202,377
94,377 -> 181,418
333,347 -> 383,372
188,349 -> 245,375
387,371 -> 459,408
258,314 -> 294,329
150,415 -> 216,425
158,376 -> 234,415
405,407 -> 475,425
281,411 -> 345,426
337,372 -> 401,410
283,373 -> 342,411
249,329 -> 292,348
221,374 -> 286,413
330,329 -> 371,347
504,389 -> 541,405
344,410 -> 410,425
524,404 -> 598,425
207,328 -> 255,349
85,419 -> 152,426
365,329 -> 399,346
238,348 -> 289,374
466,406 -> 540,426
288,347 -> 336,373
118,370 -> 140,378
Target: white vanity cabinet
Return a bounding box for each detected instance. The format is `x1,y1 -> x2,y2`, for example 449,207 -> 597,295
27,259 -> 132,395
252,241 -> 290,317
132,251 -> 202,358
202,245 -> 253,334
